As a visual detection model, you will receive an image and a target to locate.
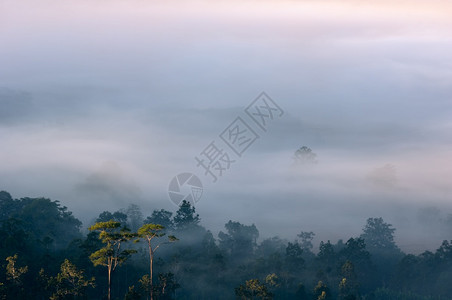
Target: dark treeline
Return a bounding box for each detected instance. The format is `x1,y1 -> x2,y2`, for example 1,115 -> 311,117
1,190 -> 452,300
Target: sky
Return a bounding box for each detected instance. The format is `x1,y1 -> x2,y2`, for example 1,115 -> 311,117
1,0 -> 452,253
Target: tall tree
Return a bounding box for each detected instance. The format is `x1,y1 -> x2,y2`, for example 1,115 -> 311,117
360,217 -> 399,253
125,204 -> 143,232
137,223 -> 177,300
88,221 -> 136,300
173,200 -> 200,231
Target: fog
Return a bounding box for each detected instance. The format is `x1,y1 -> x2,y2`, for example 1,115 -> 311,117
1,0 -> 452,254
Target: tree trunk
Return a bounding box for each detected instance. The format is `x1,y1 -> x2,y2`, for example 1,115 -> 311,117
149,242 -> 154,300
108,264 -> 112,300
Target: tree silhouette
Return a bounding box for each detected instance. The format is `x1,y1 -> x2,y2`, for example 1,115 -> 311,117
88,221 -> 136,300
137,223 -> 177,300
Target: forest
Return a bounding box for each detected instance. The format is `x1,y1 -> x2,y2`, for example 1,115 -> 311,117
1,190 -> 452,300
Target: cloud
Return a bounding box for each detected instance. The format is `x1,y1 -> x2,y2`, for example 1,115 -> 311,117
0,0 -> 451,252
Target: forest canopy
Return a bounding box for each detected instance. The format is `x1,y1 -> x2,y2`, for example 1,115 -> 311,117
0,190 -> 451,300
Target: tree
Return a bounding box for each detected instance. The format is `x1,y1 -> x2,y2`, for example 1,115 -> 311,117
17,197 -> 82,250
5,254 -> 28,285
297,231 -> 315,251
255,237 -> 286,259
285,242 -> 304,272
317,241 -> 336,267
294,146 -> 317,164
218,221 -> 259,259
338,261 -> 358,300
144,209 -> 174,231
137,223 -> 177,300
96,211 -> 128,225
124,285 -> 141,300
4,254 -> 28,298
313,281 -> 331,300
173,200 -> 200,231
125,204 -> 143,232
340,238 -> 370,263
235,279 -> 273,300
50,259 -> 95,300
0,191 -> 20,221
154,273 -> 180,300
360,217 -> 402,285
0,218 -> 28,259
89,221 -> 136,300
360,217 -> 399,253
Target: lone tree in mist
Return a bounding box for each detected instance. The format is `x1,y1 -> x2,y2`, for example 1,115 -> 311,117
294,146 -> 317,164
88,221 -> 136,300
360,217 -> 399,253
137,223 -> 178,300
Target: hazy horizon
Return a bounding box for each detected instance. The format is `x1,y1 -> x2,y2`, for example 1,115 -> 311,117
1,0 -> 452,254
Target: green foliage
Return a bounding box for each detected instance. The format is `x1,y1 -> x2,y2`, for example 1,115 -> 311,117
50,259 -> 95,299
139,274 -> 151,295
5,254 -> 28,285
318,240 -> 336,266
0,195 -> 82,254
154,273 -> 180,300
96,211 -> 128,225
137,223 -> 165,237
89,221 -> 137,300
360,217 -> 400,254
285,242 -> 304,271
124,285 -> 141,300
219,221 -> 259,259
4,189 -> 452,299
313,281 -> 331,300
265,273 -> 280,289
144,209 -> 174,231
89,221 -> 137,268
2,254 -> 28,298
136,223 -> 178,300
235,279 -> 273,300
173,200 -> 200,230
